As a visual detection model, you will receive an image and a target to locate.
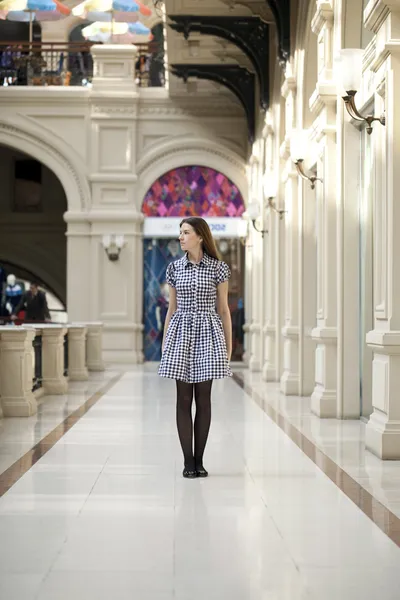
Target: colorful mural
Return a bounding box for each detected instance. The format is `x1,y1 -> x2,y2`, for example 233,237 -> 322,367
142,166 -> 245,218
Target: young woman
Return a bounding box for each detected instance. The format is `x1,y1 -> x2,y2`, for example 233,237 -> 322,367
158,217 -> 232,479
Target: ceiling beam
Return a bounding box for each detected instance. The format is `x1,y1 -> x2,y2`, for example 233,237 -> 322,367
170,63 -> 256,142
169,15 -> 269,109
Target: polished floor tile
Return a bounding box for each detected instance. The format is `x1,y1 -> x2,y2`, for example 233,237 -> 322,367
0,365 -> 399,599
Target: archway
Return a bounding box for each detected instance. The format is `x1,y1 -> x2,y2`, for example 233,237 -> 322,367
141,165 -> 246,362
0,145 -> 68,320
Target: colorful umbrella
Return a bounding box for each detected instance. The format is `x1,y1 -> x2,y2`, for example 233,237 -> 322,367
72,0 -> 148,23
82,20 -> 151,43
0,0 -> 71,41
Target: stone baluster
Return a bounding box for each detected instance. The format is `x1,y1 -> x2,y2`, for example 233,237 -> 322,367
0,327 -> 37,417
85,322 -> 105,371
40,325 -> 68,395
67,325 -> 89,381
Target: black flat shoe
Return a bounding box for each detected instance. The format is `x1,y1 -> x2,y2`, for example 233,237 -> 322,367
196,465 -> 208,478
183,468 -> 198,479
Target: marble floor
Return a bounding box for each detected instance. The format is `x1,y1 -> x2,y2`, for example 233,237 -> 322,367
1,365 -> 400,599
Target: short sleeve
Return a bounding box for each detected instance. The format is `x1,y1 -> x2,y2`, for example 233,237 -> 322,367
165,262 -> 176,288
216,261 -> 231,285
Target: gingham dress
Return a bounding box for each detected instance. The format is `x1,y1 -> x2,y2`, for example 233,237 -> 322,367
158,252 -> 232,383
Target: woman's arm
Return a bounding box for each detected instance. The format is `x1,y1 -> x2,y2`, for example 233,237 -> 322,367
217,281 -> 232,361
161,285 -> 177,353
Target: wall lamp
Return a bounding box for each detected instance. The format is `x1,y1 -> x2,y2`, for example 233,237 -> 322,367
245,177 -> 285,238
247,200 -> 268,237
338,49 -> 385,135
263,173 -> 286,220
290,129 -> 322,190
102,234 -> 126,261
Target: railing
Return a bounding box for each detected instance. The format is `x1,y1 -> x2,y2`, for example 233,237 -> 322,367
0,41 -> 164,88
32,334 -> 42,392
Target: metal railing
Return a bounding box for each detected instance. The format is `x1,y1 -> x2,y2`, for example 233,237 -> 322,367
0,41 -> 164,87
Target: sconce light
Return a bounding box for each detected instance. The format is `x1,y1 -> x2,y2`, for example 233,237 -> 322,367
246,200 -> 268,238
102,234 -> 125,261
263,172 -> 286,220
290,129 -> 322,190
338,49 -> 385,135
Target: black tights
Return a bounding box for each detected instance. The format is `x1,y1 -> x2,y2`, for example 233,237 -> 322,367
176,380 -> 213,470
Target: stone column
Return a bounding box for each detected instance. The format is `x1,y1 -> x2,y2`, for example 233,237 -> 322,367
87,44 -> 142,364
67,325 -> 89,381
309,2 -> 338,416
262,118 -> 280,381
249,152 -> 264,372
41,325 -> 68,395
86,322 -> 105,371
364,2 -> 400,458
280,68 -> 300,395
0,327 -> 37,417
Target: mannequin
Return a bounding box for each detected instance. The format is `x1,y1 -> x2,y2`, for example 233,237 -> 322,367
5,274 -> 23,316
155,281 -> 170,358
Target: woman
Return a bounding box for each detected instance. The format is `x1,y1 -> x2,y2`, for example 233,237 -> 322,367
159,217 -> 232,479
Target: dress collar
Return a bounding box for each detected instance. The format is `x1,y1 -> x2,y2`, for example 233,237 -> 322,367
183,252 -> 212,267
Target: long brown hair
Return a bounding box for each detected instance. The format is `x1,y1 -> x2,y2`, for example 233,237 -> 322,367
180,217 -> 220,260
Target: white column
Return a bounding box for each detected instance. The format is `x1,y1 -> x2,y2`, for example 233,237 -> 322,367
41,325 -> 68,395
364,2 -> 400,458
88,45 -> 142,363
248,152 -> 264,372
309,2 -> 338,416
280,68 -> 300,395
85,322 -> 105,371
67,325 -> 89,381
0,327 -> 37,417
262,119 -> 278,381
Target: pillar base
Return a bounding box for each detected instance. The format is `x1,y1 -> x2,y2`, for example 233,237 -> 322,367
262,363 -> 277,382
366,411 -> 400,460
43,378 -> 68,395
311,386 -> 337,417
280,372 -> 299,395
366,330 -> 400,459
2,394 -> 37,417
249,357 -> 262,372
68,368 -> 89,381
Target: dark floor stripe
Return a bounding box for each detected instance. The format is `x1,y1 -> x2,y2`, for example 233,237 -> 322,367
232,371 -> 400,548
0,373 -> 122,497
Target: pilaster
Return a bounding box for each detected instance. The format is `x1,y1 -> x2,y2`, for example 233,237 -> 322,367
364,5 -> 400,457
280,68 -> 300,394
309,1 -> 339,416
86,44 -> 144,363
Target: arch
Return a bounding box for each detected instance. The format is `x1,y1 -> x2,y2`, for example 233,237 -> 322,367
136,135 -> 248,208
0,118 -> 90,212
142,166 -> 245,217
0,242 -> 65,303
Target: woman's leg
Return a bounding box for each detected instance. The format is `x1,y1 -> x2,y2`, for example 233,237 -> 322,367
176,380 -> 195,470
194,380 -> 213,471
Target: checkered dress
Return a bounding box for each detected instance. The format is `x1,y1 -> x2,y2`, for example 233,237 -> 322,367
158,253 -> 232,383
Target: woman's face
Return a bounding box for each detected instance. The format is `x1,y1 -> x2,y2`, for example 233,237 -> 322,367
179,223 -> 202,253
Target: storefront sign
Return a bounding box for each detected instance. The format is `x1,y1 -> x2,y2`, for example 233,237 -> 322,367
143,217 -> 247,238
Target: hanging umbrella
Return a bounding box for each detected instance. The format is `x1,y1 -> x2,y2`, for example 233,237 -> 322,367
0,0 -> 71,42
82,20 -> 151,43
72,0 -> 144,23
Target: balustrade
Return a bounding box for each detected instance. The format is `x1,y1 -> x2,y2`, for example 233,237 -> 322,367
0,321 -> 104,417
0,42 -> 160,87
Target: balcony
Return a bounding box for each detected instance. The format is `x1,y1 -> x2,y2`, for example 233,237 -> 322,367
0,41 -> 165,88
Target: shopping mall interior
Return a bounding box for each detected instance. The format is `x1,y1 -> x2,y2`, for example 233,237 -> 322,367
1,0 -> 400,598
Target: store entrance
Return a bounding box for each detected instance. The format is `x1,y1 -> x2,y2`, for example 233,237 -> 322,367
142,237 -> 245,362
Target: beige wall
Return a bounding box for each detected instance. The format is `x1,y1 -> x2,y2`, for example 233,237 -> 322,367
0,146 -> 67,303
